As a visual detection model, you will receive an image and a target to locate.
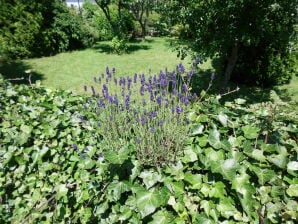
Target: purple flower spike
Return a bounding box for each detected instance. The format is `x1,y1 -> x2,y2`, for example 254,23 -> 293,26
150,127 -> 155,133
72,144 -> 78,151
156,97 -> 162,107
80,153 -> 86,159
134,73 -> 138,83
141,116 -> 146,125
193,57 -> 200,66
109,115 -> 113,121
112,67 -> 116,74
177,63 -> 185,73
182,84 -> 187,92
211,73 -> 216,80
158,120 -> 164,127
176,106 -> 183,115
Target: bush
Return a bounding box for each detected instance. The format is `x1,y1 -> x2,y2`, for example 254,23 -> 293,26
1,70 -> 297,223
111,36 -> 128,54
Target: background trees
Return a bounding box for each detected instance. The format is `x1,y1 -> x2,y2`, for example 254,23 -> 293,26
159,0 -> 297,87
0,0 -> 95,59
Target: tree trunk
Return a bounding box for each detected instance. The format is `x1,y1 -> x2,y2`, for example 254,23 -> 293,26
222,44 -> 239,90
140,19 -> 147,40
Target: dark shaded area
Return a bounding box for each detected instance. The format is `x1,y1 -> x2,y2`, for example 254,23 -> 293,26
190,57 -> 295,105
92,39 -> 152,54
0,60 -> 44,85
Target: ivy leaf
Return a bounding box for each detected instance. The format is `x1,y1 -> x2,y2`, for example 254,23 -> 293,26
242,126 -> 260,139
149,210 -> 174,224
286,184 -> 298,197
134,188 -> 163,218
287,161 -> 298,171
208,128 -> 222,149
107,181 -> 130,201
250,166 -> 275,185
189,124 -> 204,136
216,198 -> 237,219
218,112 -> 228,127
56,184 -> 68,200
139,170 -> 163,189
182,148 -> 198,163
209,181 -> 226,199
184,172 -> 202,190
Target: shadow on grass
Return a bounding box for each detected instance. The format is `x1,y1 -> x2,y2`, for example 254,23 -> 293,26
0,60 -> 44,85
190,57 -> 274,104
92,40 -> 152,54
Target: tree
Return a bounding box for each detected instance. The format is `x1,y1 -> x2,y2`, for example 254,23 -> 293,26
128,0 -> 155,39
159,0 -> 297,87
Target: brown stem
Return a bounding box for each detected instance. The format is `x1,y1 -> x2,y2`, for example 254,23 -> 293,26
222,43 -> 239,90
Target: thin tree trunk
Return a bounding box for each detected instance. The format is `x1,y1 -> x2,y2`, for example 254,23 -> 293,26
140,19 -> 147,40
222,43 -> 239,90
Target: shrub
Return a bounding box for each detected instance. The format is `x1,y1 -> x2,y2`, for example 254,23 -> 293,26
110,36 -> 128,54
82,63 -> 198,166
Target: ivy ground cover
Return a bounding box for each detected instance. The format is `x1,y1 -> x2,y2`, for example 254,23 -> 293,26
0,66 -> 297,223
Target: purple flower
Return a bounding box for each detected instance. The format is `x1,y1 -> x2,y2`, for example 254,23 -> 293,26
134,73 -> 138,83
176,106 -> 183,115
161,90 -> 166,96
80,153 -> 86,159
158,120 -> 164,127
98,122 -> 101,127
211,73 -> 216,80
125,94 -> 130,109
141,116 -> 146,125
83,104 -> 87,110
181,84 -> 187,92
109,115 -> 113,121
72,144 -> 78,151
177,63 -> 185,73
150,127 -> 155,133
187,70 -> 195,80
193,57 -> 200,66
114,95 -> 119,106
156,97 -> 162,107
112,67 -> 116,74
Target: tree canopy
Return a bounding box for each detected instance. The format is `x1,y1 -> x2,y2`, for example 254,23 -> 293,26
160,0 -> 297,87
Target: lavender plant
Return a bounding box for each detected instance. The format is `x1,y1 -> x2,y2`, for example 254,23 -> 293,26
83,61 -> 199,166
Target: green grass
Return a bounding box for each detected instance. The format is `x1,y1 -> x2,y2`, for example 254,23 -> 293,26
22,37 -> 190,93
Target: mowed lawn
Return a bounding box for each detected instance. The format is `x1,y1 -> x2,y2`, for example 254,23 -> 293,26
23,37 -> 190,93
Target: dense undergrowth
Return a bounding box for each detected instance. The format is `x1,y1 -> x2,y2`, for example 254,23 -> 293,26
0,73 -> 297,223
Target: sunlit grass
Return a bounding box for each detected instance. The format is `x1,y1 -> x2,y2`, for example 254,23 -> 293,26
23,37 -> 191,93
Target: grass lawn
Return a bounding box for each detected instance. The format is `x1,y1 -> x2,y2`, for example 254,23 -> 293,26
21,37 -> 191,93
0,36 -> 296,106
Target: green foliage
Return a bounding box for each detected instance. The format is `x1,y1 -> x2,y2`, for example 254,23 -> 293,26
160,0 -> 297,86
0,70 -> 297,223
111,36 -> 128,54
0,0 -> 97,59
0,0 -> 42,58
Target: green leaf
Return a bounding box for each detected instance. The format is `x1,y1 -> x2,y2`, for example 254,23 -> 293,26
286,184 -> 298,197
242,126 -> 260,139
287,161 -> 298,171
216,198 -> 237,218
182,148 -> 198,163
218,112 -> 228,127
250,166 -> 275,185
56,184 -> 68,200
149,210 -> 174,224
189,124 -> 204,136
134,188 -> 163,218
250,149 -> 266,162
234,98 -> 246,105
184,172 -> 202,190
107,181 -> 130,201
208,128 -> 222,149
139,170 -> 162,189
209,181 -> 226,199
